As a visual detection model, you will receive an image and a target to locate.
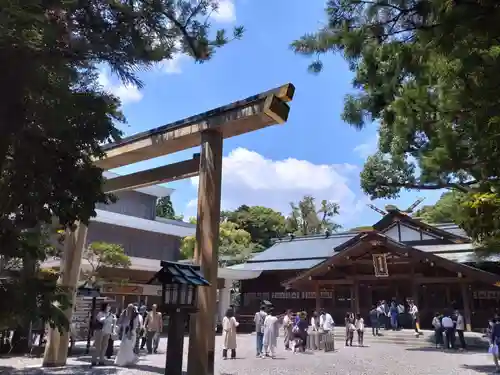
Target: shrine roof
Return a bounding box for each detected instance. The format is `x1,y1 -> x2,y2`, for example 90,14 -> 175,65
283,231 -> 500,289
229,214 -> 471,273
248,233 -> 357,263
228,258 -> 324,272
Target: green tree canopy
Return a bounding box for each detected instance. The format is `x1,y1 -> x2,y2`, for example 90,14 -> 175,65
286,196 -> 341,236
156,196 -> 184,220
224,205 -> 287,248
292,0 -> 500,249
181,221 -> 258,266
81,242 -> 131,285
413,192 -> 461,224
0,0 -> 243,331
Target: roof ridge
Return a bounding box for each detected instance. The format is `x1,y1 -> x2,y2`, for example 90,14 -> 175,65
270,231 -> 356,243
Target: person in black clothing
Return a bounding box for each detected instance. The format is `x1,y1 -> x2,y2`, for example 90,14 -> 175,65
138,305 -> 148,350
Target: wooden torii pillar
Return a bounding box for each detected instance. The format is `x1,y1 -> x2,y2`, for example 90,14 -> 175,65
187,130 -> 222,375
42,83 -> 295,369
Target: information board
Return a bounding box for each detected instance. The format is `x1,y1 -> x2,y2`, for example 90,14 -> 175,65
71,297 -> 115,341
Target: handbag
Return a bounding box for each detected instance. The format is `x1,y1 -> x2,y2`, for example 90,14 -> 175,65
489,344 -> 499,355
111,324 -> 119,340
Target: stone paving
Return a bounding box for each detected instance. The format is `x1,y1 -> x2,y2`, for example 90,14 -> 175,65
0,334 -> 496,375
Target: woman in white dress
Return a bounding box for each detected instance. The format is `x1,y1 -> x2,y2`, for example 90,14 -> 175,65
262,308 -> 279,359
114,304 -> 141,367
222,308 -> 239,359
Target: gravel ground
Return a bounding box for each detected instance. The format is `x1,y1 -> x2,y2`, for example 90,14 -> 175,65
0,334 -> 496,375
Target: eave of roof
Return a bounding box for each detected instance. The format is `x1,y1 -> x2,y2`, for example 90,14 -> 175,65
92,209 -> 195,237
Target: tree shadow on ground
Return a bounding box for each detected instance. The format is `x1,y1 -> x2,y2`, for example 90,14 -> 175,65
0,366 -> 14,374
405,347 -> 484,354
461,364 -> 498,373
127,363 -> 186,375
7,365 -> 118,375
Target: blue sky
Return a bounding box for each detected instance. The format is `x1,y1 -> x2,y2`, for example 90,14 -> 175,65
105,0 -> 445,229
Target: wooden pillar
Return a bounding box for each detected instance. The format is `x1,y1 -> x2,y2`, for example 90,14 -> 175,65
43,223 -> 88,367
187,130 -> 223,375
445,285 -> 451,306
314,282 -> 321,311
353,281 -> 360,313
165,310 -> 187,375
350,284 -> 355,311
461,283 -> 472,331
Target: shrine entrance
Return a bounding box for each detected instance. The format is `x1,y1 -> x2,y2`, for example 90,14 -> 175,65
284,232 -> 500,330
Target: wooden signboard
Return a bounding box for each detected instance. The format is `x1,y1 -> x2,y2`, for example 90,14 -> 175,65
101,284 -> 144,295
373,254 -> 389,277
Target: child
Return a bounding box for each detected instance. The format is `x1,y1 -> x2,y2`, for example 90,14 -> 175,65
355,313 -> 365,347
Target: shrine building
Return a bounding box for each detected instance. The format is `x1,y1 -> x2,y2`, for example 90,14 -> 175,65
229,207 -> 500,330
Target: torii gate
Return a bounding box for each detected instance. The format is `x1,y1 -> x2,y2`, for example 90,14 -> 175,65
43,84 -> 295,374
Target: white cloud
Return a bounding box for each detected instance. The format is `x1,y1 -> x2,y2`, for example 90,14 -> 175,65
213,0 -> 236,23
98,72 -> 143,104
185,148 -> 366,225
353,134 -> 379,158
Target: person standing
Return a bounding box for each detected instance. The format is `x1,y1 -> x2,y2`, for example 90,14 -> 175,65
222,308 -> 239,359
254,304 -> 267,357
294,312 -> 309,353
115,304 -> 141,367
355,313 -> 365,347
389,301 -> 398,331
490,317 -> 500,372
319,309 -> 334,333
455,310 -> 466,350
138,305 -> 148,351
409,300 -> 421,336
432,312 -> 444,348
442,312 -> 455,350
369,305 -> 379,336
144,304 -> 163,354
91,303 -> 116,366
262,307 -> 279,358
345,312 -> 355,347
282,309 -> 293,350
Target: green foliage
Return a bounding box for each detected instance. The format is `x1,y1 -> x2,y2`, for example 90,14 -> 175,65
413,192 -> 462,224
156,196 -> 184,220
0,0 -> 242,332
286,196 -> 341,236
0,226 -> 71,332
293,0 -> 500,249
180,221 -> 258,266
81,242 -> 131,285
224,205 -> 287,248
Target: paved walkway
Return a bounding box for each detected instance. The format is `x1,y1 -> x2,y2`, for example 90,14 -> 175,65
0,333 -> 495,374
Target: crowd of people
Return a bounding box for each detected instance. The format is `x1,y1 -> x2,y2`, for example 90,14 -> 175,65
431,310 -> 467,350
88,298 -> 497,368
90,302 -> 163,367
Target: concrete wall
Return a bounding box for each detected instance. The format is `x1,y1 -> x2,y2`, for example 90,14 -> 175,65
87,221 -> 180,261
96,190 -> 157,220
